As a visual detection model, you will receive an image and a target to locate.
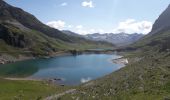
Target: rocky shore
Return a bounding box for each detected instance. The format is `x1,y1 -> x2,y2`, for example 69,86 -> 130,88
0,51 -> 72,65
0,54 -> 35,65
112,57 -> 128,65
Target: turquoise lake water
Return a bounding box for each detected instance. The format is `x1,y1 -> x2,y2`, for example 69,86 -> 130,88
0,54 -> 124,85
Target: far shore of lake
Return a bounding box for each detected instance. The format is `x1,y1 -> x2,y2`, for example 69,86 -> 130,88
0,49 -> 116,65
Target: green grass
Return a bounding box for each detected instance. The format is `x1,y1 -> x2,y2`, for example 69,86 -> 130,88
0,79 -> 70,100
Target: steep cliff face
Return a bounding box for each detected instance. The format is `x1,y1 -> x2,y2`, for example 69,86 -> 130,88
151,5 -> 170,34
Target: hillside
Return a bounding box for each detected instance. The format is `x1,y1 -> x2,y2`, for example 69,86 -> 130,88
0,0 -> 113,57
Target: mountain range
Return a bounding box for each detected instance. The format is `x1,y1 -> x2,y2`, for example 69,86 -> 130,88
85,33 -> 144,46
62,30 -> 144,47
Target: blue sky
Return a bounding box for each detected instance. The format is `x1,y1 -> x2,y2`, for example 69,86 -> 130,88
6,0 -> 170,34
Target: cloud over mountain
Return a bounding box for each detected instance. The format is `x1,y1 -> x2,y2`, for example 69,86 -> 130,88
113,19 -> 152,34
46,20 -> 65,30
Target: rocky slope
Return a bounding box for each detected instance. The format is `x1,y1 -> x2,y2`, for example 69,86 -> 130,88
151,4 -> 170,35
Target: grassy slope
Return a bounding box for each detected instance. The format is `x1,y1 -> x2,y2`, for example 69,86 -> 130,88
0,78 -> 71,100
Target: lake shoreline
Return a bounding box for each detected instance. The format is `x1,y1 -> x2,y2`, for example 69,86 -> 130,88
3,53 -> 125,86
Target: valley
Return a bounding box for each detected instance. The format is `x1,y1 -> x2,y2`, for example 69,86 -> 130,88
0,0 -> 170,100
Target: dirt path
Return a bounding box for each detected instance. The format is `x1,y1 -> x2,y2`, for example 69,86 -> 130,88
44,89 -> 76,100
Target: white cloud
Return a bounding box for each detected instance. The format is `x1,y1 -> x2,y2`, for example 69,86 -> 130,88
74,28 -> 106,35
82,1 -> 94,8
81,77 -> 91,83
89,29 -> 95,33
89,29 -> 105,34
68,25 -> 73,28
76,29 -> 88,35
46,20 -> 65,30
60,2 -> 68,6
98,29 -> 104,33
76,25 -> 83,29
113,19 -> 152,34
46,19 -> 152,35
